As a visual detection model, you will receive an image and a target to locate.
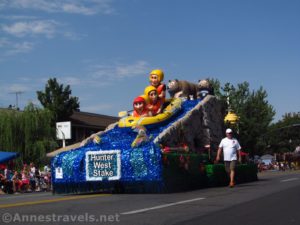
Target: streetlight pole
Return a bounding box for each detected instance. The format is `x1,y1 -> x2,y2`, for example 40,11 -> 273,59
289,139 -> 292,153
224,88 -> 239,133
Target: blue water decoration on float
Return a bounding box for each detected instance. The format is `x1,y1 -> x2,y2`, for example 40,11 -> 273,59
130,147 -> 148,179
51,99 -> 200,192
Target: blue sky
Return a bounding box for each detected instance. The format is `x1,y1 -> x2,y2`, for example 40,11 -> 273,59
0,0 -> 299,122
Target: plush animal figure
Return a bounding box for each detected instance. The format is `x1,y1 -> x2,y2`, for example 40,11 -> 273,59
167,79 -> 198,99
197,79 -> 214,99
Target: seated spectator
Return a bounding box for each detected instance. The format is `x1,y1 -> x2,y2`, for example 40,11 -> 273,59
29,163 -> 36,191
0,172 -> 6,194
44,171 -> 52,191
0,164 -> 5,170
21,170 -> 30,192
44,164 -> 50,173
11,171 -> 22,193
35,169 -> 41,192
3,167 -> 13,194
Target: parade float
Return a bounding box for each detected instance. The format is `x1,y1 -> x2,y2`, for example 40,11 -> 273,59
51,70 -> 257,194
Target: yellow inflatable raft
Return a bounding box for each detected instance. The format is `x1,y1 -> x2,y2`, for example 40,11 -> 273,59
118,98 -> 182,128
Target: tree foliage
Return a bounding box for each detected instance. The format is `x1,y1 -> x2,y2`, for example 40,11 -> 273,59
37,78 -> 80,122
0,104 -> 57,166
265,112 -> 300,153
237,86 -> 275,156
210,80 -> 275,156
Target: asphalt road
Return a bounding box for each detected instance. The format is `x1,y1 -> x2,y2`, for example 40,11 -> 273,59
1,170 -> 300,225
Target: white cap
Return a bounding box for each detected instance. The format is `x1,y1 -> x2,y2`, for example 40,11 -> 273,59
226,128 -> 233,133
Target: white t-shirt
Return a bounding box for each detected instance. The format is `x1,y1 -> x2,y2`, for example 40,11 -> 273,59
219,137 -> 241,161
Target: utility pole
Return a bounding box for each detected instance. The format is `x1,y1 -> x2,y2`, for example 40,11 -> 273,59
9,91 -> 24,109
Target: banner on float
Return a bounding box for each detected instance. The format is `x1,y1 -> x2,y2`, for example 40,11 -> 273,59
85,150 -> 121,181
55,167 -> 63,179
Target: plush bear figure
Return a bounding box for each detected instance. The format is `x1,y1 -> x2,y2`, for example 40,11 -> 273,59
167,79 -> 198,99
197,79 -> 214,99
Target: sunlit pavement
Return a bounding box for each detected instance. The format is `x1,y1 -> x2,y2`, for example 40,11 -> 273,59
1,170 -> 300,225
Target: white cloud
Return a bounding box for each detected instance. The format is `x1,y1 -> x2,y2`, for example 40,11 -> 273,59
62,3 -> 98,15
56,75 -> 113,89
42,61 -> 150,90
58,77 -> 83,86
0,60 -> 150,109
0,15 -> 37,20
8,83 -> 31,92
91,60 -> 150,81
0,0 -> 115,15
0,38 -> 10,47
2,20 -> 59,38
6,41 -> 34,55
0,77 -> 45,95
115,61 -> 149,78
0,38 -> 34,56
63,31 -> 85,41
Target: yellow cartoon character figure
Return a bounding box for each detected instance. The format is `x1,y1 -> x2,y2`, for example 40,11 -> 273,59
144,86 -> 163,116
149,69 -> 166,103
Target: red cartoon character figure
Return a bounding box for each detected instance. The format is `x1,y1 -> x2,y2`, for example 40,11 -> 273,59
132,96 -> 148,117
149,69 -> 166,103
144,86 -> 163,116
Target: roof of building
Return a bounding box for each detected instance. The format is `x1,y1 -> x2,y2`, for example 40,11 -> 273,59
70,111 -> 118,130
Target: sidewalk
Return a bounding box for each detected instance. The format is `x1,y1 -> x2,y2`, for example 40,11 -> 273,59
258,169 -> 300,178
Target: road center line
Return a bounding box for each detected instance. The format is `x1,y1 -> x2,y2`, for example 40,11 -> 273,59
0,193 -> 111,209
121,197 -> 206,215
280,177 -> 299,182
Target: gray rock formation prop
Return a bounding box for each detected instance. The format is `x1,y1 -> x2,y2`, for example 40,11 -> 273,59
154,95 -> 223,153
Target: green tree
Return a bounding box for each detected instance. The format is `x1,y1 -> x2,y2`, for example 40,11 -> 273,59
0,104 -> 57,167
237,87 -> 275,156
211,80 -> 275,156
0,109 -> 22,152
266,112 -> 300,153
37,78 -> 80,122
207,78 -> 222,98
21,103 -> 57,164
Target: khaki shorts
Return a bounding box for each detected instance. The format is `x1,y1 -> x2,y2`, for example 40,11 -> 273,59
224,160 -> 237,173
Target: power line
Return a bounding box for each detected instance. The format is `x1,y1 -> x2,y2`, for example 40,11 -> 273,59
9,91 -> 24,109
